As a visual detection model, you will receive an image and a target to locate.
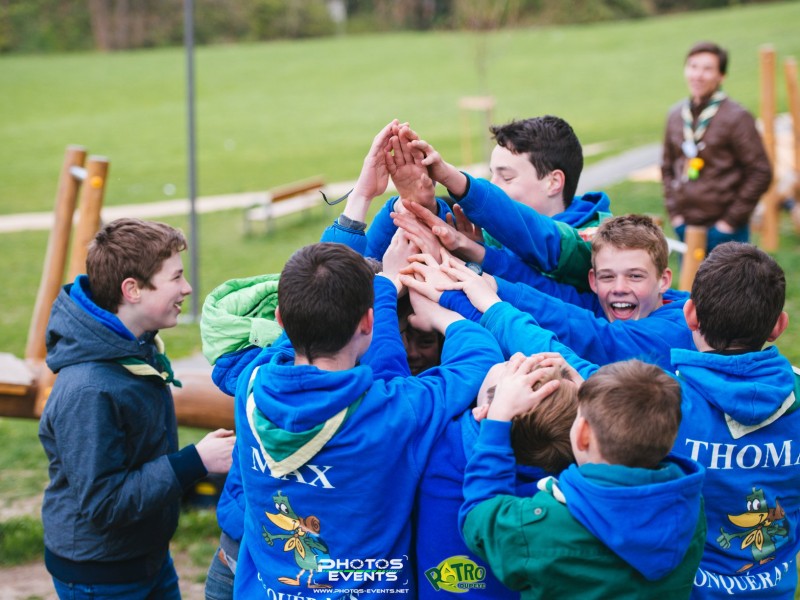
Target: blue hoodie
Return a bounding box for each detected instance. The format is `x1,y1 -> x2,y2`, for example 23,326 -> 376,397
227,275 -> 503,597
416,412 -> 547,600
671,346 -> 800,599
460,419 -> 706,598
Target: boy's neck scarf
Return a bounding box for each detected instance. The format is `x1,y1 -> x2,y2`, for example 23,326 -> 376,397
681,89 -> 726,154
245,365 -> 362,477
117,334 -> 182,388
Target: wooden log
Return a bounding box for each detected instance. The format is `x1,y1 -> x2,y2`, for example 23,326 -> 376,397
68,156 -> 109,278
679,225 -> 707,292
25,146 -> 86,362
171,370 -> 234,430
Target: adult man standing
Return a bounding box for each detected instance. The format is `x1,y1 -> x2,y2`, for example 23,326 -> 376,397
662,41 -> 772,253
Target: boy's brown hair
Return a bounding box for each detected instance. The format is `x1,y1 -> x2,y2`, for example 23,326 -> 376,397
691,242 -> 785,351
278,242 -> 374,362
578,360 -> 681,469
591,214 -> 669,274
484,366 -> 577,473
87,218 -> 187,312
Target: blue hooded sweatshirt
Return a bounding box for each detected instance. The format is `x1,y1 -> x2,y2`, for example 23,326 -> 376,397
671,346 -> 800,599
226,275 -> 504,597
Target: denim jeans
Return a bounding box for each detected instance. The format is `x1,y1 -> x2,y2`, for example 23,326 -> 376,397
674,223 -> 749,255
204,547 -> 235,600
51,553 -> 180,600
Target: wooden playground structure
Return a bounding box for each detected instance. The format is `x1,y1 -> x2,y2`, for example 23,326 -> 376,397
0,45 -> 798,429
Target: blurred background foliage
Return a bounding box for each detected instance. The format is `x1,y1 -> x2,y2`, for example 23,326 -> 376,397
0,0 -> 781,54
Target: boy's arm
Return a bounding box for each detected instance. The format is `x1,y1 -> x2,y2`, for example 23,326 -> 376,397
360,271 -> 411,379
458,359 -> 559,590
492,279 -> 691,369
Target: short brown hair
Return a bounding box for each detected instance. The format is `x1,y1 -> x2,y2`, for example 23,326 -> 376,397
578,360 -> 681,469
692,242 -> 785,351
87,218 -> 187,312
591,214 -> 669,274
686,41 -> 728,76
278,243 -> 374,362
509,366 -> 577,474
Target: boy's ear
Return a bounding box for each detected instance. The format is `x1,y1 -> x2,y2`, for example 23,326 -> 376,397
587,268 -> 597,294
573,414 -> 592,453
547,169 -> 566,198
275,306 -> 284,329
658,267 -> 673,294
359,308 -> 374,335
767,311 -> 789,342
683,298 -> 699,331
120,277 -> 142,304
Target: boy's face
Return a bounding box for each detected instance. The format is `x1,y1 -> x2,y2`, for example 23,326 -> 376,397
489,145 -> 561,217
684,51 -> 725,103
401,323 -> 442,376
588,246 -> 671,322
136,252 -> 192,332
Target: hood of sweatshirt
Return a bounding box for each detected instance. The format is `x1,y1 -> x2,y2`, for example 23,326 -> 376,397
46,277 -> 150,373
671,346 -> 795,426
243,347 -> 373,477
554,191 -> 612,229
557,453 -> 705,581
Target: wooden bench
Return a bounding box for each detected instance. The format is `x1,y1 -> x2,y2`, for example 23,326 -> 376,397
244,175 -> 326,234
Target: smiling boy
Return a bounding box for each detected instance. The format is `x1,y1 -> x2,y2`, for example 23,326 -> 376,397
39,218 -> 235,599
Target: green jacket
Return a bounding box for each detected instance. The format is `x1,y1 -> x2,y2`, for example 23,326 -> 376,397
200,273 -> 282,365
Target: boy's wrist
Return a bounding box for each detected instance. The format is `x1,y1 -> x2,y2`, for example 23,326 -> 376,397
443,168 -> 468,198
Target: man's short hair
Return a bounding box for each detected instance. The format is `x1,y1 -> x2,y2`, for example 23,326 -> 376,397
591,214 -> 669,274
87,218 -> 187,312
686,41 -> 728,76
578,360 -> 681,469
278,242 -> 374,361
692,242 -> 785,351
510,366 -> 577,474
490,116 -> 584,207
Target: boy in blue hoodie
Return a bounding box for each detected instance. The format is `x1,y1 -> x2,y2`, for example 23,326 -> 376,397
38,218 -> 235,599
417,353 -> 581,599
670,242 -> 800,599
221,242 -> 503,597
460,357 -> 706,598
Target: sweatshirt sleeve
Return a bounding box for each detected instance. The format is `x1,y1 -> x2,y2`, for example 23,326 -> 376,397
459,419 -> 533,591
456,175 -> 563,274
319,219 -> 367,255
360,275 -> 411,379
396,319 -> 503,468
495,276 -> 604,316
480,302 -> 599,379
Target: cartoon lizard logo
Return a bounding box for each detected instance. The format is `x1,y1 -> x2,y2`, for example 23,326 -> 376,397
262,491 -> 332,589
717,488 -> 788,572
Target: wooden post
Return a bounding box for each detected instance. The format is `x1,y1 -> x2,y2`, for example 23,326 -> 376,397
679,226 -> 707,292
68,156 -> 109,279
759,45 -> 780,251
25,145 -> 86,362
458,96 -> 495,167
33,156 -> 111,417
785,57 -> 800,219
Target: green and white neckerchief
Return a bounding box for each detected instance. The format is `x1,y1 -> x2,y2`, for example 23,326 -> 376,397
116,334 -> 182,387
680,89 -> 726,158
246,365 -> 364,477
537,476 -> 567,504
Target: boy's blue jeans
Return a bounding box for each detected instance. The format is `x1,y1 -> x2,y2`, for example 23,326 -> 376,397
51,553 -> 180,600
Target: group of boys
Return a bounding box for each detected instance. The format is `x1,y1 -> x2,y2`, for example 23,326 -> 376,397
37,41 -> 797,600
